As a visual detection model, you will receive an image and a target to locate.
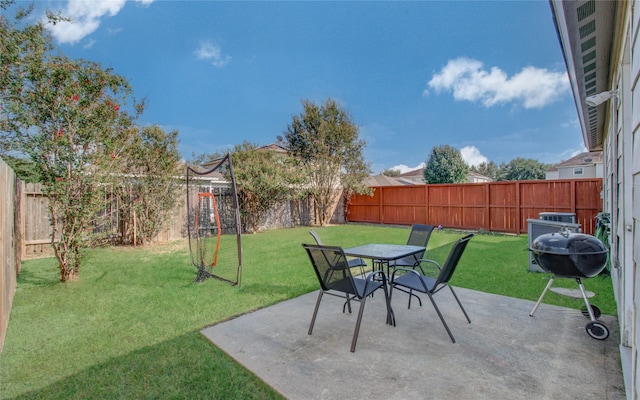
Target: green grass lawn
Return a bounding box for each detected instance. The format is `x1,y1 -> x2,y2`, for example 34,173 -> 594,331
0,225 -> 616,399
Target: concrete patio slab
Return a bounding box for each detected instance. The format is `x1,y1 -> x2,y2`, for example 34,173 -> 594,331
201,287 -> 625,400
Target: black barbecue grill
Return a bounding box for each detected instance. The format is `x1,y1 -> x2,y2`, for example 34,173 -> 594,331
529,229 -> 610,340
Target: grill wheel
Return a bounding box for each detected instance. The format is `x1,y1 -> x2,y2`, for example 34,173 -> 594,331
581,305 -> 601,320
586,321 -> 609,340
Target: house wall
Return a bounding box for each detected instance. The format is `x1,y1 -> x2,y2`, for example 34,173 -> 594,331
467,176 -> 491,183
596,162 -> 604,178
546,170 -> 559,180
557,164 -> 598,179
603,2 -> 639,397
627,5 -> 640,397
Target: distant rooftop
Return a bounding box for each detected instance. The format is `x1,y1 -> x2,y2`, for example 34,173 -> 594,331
257,141 -> 289,153
397,168 -> 424,179
364,174 -> 414,186
396,167 -> 492,183
547,151 -> 603,172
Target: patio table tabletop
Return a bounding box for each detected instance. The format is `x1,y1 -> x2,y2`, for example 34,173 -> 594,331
343,244 -> 424,261
343,243 -> 425,276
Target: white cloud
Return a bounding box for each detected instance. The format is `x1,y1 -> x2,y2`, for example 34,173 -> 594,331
561,116 -> 580,129
387,163 -> 425,174
560,144 -> 588,160
195,41 -> 232,67
82,39 -> 96,49
45,0 -> 155,44
460,146 -> 488,167
426,57 -> 569,109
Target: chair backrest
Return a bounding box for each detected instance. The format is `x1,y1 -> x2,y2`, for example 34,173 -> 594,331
309,230 -> 323,245
434,234 -> 474,287
406,224 -> 435,247
403,224 -> 435,262
303,243 -> 357,295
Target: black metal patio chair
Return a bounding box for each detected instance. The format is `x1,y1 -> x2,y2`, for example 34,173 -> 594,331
310,230 -> 366,312
302,243 -> 394,352
388,223 -> 435,269
374,224 -> 435,275
390,233 -> 474,343
309,230 -> 368,277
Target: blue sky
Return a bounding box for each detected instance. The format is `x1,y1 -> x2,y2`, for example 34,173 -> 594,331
24,0 -> 583,173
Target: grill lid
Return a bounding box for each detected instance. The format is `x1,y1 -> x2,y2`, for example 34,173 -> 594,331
531,231 -> 607,256
530,230 -> 608,278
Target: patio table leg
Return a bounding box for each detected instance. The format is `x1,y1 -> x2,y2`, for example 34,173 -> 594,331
379,274 -> 395,326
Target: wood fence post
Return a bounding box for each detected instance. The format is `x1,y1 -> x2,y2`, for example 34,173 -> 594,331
515,181 -> 522,234
378,187 -> 384,224
20,181 -> 25,261
425,185 -> 429,225
485,183 -> 490,231
571,180 -> 577,215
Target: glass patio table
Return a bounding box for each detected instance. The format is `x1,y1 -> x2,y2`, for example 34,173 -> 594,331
343,244 -> 425,277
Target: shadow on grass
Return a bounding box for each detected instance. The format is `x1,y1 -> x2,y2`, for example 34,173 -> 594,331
9,331 -> 283,400
16,260 -> 60,288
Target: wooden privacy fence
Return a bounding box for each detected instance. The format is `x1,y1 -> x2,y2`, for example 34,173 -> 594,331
347,179 -> 603,235
21,182 -> 319,259
0,159 -> 21,352
22,183 -> 55,258
21,182 -> 188,259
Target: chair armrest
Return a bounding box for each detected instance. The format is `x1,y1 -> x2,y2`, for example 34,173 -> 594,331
390,267 -> 422,282
365,270 -> 386,283
390,267 -> 433,293
348,258 -> 367,267
414,259 -> 442,276
362,270 -> 386,293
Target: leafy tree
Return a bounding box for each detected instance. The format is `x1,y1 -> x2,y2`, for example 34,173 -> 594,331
381,168 -> 401,177
229,141 -> 307,233
498,158 -> 548,181
423,145 -> 468,184
470,161 -> 499,181
116,125 -> 182,244
284,98 -> 371,225
1,5 -> 143,281
188,151 -> 218,168
1,3 -> 51,153
0,155 -> 41,182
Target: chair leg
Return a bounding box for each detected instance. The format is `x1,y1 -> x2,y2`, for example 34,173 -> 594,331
343,293 -> 352,314
351,298 -> 367,352
426,292 -> 456,343
308,290 -> 324,335
407,289 -> 422,309
448,286 -> 471,323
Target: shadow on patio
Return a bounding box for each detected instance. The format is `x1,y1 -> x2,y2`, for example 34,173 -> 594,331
202,287 -> 624,400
